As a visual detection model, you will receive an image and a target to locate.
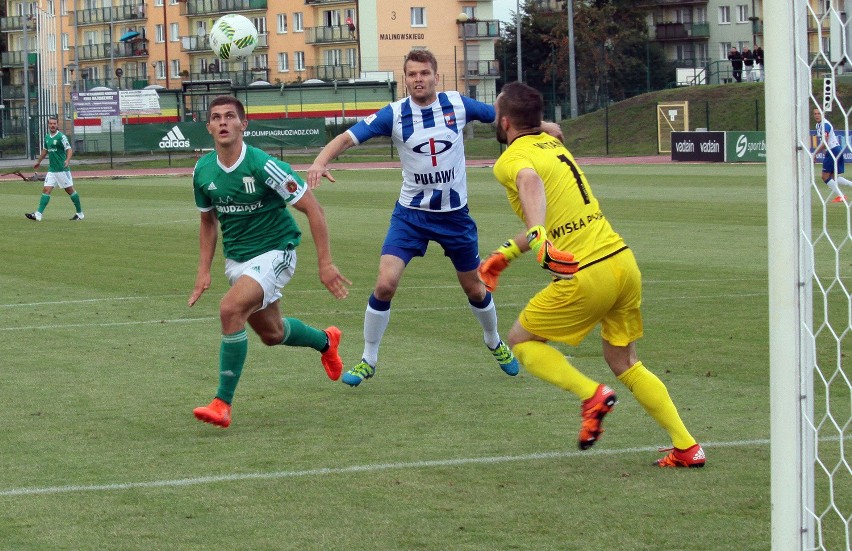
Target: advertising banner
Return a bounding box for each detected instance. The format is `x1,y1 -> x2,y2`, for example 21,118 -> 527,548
726,131 -> 767,162
124,118 -> 326,152
810,130 -> 852,162
72,90 -> 120,118
670,131 -> 725,162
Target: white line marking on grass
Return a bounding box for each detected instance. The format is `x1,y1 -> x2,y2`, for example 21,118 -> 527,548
0,291 -> 767,332
0,438 -> 769,497
133,218 -> 197,226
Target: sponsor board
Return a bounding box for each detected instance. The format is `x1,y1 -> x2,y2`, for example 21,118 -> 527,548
726,131 -> 766,162
671,131 -> 725,162
124,118 -> 326,151
810,130 -> 852,162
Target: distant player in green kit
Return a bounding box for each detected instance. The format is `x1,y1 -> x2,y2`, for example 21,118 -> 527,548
189,95 -> 351,428
26,117 -> 84,221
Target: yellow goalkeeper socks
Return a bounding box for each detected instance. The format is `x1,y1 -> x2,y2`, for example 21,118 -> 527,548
617,362 -> 696,450
513,340 -> 599,400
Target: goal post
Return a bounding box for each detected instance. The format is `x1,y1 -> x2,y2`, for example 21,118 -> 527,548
766,0 -> 806,548
768,1 -> 849,549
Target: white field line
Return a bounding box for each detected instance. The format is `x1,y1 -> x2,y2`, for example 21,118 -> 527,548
0,292 -> 767,332
0,438 -> 769,498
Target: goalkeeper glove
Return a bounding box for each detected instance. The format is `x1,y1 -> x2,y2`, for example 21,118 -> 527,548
478,239 -> 523,292
526,225 -> 579,280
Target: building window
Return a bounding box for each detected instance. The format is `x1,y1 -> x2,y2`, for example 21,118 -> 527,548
736,5 -> 749,23
64,101 -> 72,119
155,24 -> 164,43
170,22 -> 179,41
277,14 -> 287,33
62,32 -> 69,50
154,0 -> 162,6
60,0 -> 68,15
294,12 -> 304,32
325,49 -> 341,65
253,17 -> 266,34
171,59 -> 180,78
462,6 -> 474,19
253,54 -> 268,69
278,52 -> 289,71
155,60 -> 165,79
695,6 -> 707,23
295,51 -> 305,71
720,42 -> 732,59
719,6 -> 730,24
411,7 -> 426,27
347,48 -> 356,67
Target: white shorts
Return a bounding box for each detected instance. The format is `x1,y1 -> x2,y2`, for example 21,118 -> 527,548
44,171 -> 74,189
224,248 -> 297,311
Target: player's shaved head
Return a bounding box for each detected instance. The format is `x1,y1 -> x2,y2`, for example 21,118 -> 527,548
497,81 -> 543,130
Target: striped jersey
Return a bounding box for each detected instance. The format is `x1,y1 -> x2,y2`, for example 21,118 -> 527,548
347,91 -> 495,212
192,143 -> 306,262
43,131 -> 72,173
817,117 -> 843,151
493,132 -> 626,266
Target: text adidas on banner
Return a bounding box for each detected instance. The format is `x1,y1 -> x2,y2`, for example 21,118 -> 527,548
159,126 -> 191,149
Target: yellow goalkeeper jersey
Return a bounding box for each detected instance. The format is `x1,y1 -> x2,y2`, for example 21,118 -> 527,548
492,132 -> 627,267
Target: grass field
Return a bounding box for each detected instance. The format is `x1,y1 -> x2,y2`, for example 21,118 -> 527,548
0,162 -> 842,550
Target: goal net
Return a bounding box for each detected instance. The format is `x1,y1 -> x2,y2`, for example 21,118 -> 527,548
767,1 -> 851,550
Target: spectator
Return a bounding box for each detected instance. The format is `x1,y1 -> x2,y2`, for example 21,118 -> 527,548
742,47 -> 755,82
753,44 -> 764,82
346,16 -> 356,38
728,47 -> 743,83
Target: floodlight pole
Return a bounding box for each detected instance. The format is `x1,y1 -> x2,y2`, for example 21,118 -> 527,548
567,0 -> 577,118
22,11 -> 32,159
516,0 -> 523,82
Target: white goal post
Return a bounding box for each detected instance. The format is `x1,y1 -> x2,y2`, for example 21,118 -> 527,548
768,1 -> 850,550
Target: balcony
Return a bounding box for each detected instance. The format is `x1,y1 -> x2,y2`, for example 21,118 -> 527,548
653,22 -> 710,40
637,0 -> 707,6
78,76 -> 150,90
305,64 -> 358,81
73,4 -> 145,26
190,68 -> 271,86
184,32 -> 268,53
457,60 -> 500,79
76,41 -> 150,61
1,51 -> 38,68
0,15 -> 36,32
305,0 -> 354,5
2,84 -> 36,99
181,0 -> 267,17
457,20 -> 501,40
305,25 -> 357,44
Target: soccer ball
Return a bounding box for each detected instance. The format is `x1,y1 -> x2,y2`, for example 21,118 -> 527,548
209,14 -> 258,61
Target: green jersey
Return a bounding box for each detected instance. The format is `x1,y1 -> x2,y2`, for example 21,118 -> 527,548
193,143 -> 307,262
43,131 -> 72,173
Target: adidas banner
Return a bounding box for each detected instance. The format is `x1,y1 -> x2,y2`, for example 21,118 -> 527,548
124,119 -> 326,152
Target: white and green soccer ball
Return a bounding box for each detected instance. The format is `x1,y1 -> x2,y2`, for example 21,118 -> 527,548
209,14 -> 258,61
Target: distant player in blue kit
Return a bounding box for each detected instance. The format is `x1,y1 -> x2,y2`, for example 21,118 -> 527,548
813,107 -> 852,203
307,49 -> 521,386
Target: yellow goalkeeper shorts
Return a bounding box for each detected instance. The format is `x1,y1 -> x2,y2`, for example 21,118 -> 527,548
518,248 -> 643,347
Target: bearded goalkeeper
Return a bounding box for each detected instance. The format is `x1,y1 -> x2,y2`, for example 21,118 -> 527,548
479,82 -> 705,468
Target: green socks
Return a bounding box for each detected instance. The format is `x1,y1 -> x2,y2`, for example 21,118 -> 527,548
215,330 -> 248,404
281,317 -> 328,351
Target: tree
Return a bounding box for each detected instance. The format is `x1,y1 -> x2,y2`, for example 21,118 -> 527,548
496,1 -> 676,116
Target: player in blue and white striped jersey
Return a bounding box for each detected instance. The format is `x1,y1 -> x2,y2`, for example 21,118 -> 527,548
813,107 -> 852,203
308,49 -> 521,386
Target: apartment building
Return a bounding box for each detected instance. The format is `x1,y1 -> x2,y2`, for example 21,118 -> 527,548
0,0 -> 501,138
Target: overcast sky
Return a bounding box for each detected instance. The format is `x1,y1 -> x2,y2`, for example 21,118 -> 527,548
492,0 -> 517,23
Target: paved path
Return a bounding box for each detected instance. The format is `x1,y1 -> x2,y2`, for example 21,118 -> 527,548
0,155 -> 671,181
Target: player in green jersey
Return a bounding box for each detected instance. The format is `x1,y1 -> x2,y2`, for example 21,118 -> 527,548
26,117 -> 84,221
190,95 -> 351,428
479,82 -> 704,467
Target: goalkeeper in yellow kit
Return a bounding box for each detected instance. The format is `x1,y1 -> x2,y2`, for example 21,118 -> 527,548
479,82 -> 705,467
